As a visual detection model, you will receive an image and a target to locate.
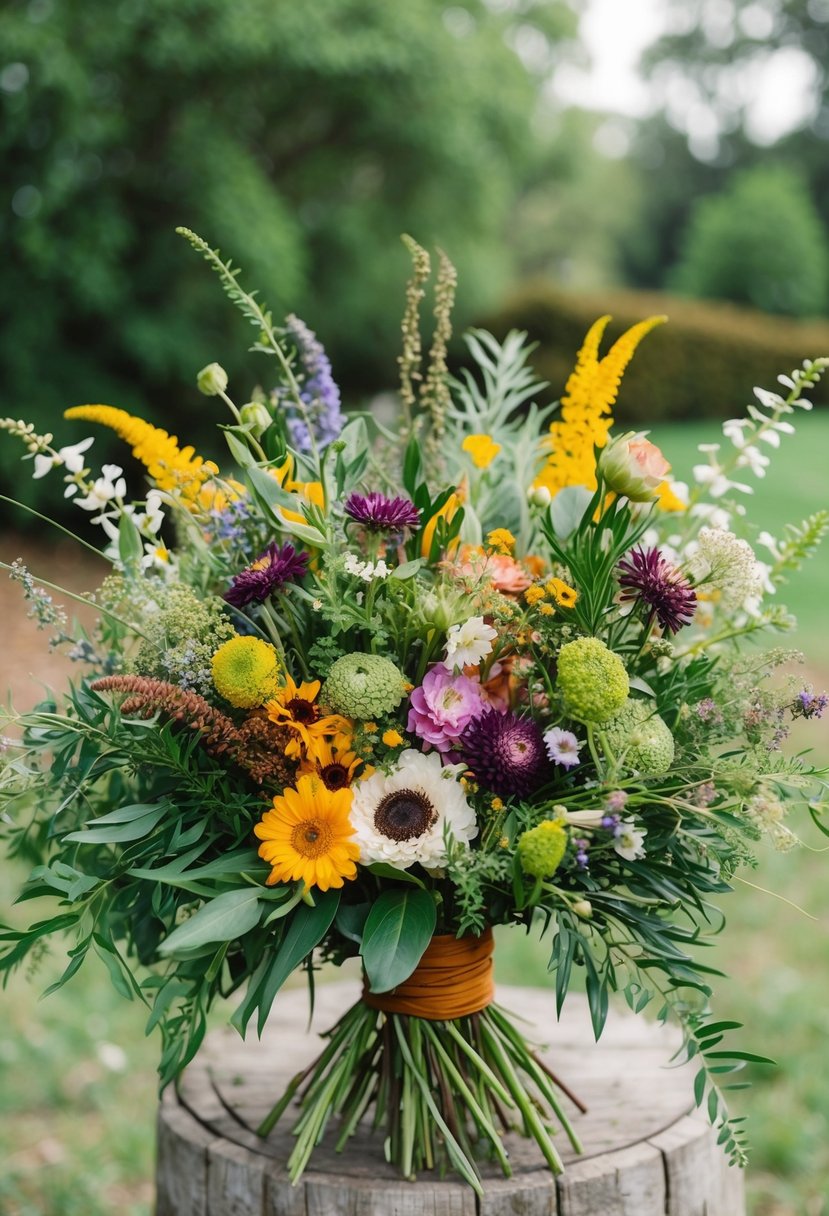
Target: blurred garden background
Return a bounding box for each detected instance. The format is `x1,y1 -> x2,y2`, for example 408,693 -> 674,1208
1,0 -> 828,1213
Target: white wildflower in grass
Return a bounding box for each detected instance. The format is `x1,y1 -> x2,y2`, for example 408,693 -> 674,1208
444,615 -> 497,671
349,749 -> 477,870
74,464 -> 127,511
543,727 -> 582,769
613,820 -> 647,861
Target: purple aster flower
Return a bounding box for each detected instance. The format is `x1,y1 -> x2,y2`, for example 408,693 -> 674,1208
407,664 -> 485,753
224,542 -> 308,608
792,690 -> 829,720
345,492 -> 421,534
542,726 -> 582,769
276,315 -> 344,454
461,708 -> 548,797
617,546 -> 696,635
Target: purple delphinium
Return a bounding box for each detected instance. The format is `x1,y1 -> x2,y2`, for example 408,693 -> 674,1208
407,664 -> 485,753
225,542 -> 308,608
345,492 -> 421,534
792,690 -> 829,720
209,497 -> 254,547
617,546 -> 696,634
460,708 -> 548,797
276,314 -> 343,454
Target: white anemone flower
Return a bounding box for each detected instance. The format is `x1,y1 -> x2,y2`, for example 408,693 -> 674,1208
349,748 -> 477,870
444,616 -> 497,671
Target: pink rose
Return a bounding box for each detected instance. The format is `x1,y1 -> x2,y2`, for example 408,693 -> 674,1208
598,431 -> 670,502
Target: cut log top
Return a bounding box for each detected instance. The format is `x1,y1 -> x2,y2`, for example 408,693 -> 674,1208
156,981 -> 746,1216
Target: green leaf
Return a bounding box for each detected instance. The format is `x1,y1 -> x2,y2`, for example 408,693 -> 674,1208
361,888 -> 436,994
254,889 -> 340,1035
390,559 -> 424,581
63,802 -> 170,843
365,862 -> 425,887
549,485 -> 594,539
158,888 -> 264,956
118,511 -> 143,565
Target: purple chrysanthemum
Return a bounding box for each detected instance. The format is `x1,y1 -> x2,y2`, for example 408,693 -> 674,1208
460,708 -> 548,797
345,492 -> 421,534
225,542 -> 308,608
276,314 -> 344,454
617,546 -> 696,635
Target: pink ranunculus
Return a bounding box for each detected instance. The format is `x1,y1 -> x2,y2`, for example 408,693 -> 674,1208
484,554 -> 532,596
598,431 -> 671,502
407,664 -> 486,753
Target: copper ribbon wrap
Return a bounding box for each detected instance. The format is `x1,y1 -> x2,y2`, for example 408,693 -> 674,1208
362,927 -> 494,1021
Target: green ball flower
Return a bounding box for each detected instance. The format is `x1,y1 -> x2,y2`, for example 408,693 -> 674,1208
322,652 -> 406,719
517,820 -> 568,879
603,698 -> 675,776
556,637 -> 629,723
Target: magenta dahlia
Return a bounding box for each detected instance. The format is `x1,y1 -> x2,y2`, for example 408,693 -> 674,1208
344,492 -> 421,533
461,708 -> 548,797
617,546 -> 696,635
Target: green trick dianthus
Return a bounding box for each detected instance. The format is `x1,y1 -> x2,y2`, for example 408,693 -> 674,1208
556,636 -> 629,723
517,820 -> 568,879
602,698 -> 675,776
322,652 -> 406,719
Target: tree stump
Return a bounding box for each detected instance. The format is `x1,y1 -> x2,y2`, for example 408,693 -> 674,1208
156,981 -> 746,1215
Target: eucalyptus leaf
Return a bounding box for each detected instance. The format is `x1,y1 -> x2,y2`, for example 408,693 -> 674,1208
548,485 -> 594,539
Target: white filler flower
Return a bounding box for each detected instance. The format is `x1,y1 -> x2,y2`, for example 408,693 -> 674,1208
613,820 -> 647,861
444,616 -> 497,671
350,748 -> 477,869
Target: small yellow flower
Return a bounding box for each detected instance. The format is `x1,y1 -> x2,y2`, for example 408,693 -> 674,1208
539,602 -> 556,617
524,585 -> 546,606
655,480 -> 687,512
382,728 -> 404,748
462,433 -> 501,470
546,578 -> 578,608
363,722 -> 378,734
490,797 -> 505,812
498,835 -> 510,849
486,528 -> 516,555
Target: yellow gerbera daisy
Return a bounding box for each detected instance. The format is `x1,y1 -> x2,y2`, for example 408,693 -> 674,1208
254,775 -> 359,891
265,673 -> 350,759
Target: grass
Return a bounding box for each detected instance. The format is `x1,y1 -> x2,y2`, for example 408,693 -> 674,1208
1,413 -> 827,1215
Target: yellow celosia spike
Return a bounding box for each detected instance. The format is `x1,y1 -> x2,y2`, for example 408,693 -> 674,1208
593,315 -> 667,418
532,314 -> 665,499
65,404 -> 219,507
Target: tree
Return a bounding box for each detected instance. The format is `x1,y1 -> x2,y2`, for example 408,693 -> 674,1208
670,165 -> 828,316
0,0 -> 575,503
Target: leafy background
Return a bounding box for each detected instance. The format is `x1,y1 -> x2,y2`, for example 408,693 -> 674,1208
2,1 -> 829,1213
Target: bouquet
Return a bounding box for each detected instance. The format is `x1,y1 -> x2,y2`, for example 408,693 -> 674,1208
2,229 -> 828,1193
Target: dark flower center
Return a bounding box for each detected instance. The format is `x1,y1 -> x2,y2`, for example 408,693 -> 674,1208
320,762 -> 350,791
374,788 -> 436,841
288,698 -> 319,725
290,819 -> 333,859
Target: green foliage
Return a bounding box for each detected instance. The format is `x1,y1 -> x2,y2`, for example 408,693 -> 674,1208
485,282 -> 829,423
0,0 -> 574,512
671,166 -> 829,317
360,888 -> 437,993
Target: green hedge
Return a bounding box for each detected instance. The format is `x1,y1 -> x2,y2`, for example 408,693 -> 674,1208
483,282 -> 829,423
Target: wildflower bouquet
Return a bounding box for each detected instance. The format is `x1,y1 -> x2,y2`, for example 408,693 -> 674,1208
2,230 -> 828,1193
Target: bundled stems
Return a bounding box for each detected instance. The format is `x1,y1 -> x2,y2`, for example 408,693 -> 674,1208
257,998 -> 582,1193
